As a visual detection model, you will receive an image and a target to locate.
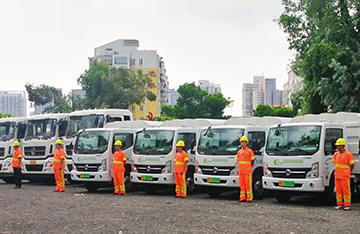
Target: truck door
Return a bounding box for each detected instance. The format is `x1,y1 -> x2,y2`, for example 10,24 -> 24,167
324,128 -> 343,185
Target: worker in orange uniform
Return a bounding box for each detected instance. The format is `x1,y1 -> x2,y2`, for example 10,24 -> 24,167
174,140 -> 189,198
53,139 -> 66,192
332,138 -> 354,211
12,141 -> 23,189
113,140 -> 127,195
237,136 -> 255,203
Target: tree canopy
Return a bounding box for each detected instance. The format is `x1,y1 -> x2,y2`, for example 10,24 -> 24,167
0,113 -> 12,118
279,0 -> 360,113
77,61 -> 156,109
252,104 -> 297,117
160,83 -> 232,119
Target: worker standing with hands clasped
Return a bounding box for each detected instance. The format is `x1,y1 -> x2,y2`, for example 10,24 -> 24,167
174,140 -> 189,198
237,136 -> 255,203
12,141 -> 23,189
332,138 -> 355,211
53,139 -> 65,192
113,140 -> 127,195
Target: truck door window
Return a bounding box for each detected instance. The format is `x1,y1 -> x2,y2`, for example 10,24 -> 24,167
59,121 -> 68,137
112,133 -> 134,152
324,128 -> 343,155
248,131 -> 266,154
177,133 -> 196,151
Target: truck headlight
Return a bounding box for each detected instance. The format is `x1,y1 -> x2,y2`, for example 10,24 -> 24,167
162,160 -> 171,174
98,159 -> 107,172
131,160 -> 137,173
195,160 -> 202,174
4,159 -> 12,168
44,159 -> 54,168
306,162 -> 319,178
264,163 -> 272,177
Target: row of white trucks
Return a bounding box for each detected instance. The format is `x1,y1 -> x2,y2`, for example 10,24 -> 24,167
2,110 -> 360,203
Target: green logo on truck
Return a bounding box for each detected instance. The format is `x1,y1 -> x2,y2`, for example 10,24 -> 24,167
78,156 -> 97,162
138,157 -> 160,163
204,158 -> 228,164
274,159 -> 303,165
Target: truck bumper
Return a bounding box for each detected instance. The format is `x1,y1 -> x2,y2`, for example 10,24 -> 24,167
71,170 -> 111,182
194,174 -> 239,188
262,176 -> 325,192
130,172 -> 175,184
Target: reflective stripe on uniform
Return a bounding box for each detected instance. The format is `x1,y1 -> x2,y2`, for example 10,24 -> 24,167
238,161 -> 251,165
335,164 -> 350,169
54,159 -> 61,162
175,162 -> 185,165
113,161 -> 124,164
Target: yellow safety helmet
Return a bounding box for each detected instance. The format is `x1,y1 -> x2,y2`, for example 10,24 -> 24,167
114,140 -> 122,146
55,139 -> 63,145
13,141 -> 20,146
239,136 -> 249,143
335,138 -> 346,146
176,140 -> 185,147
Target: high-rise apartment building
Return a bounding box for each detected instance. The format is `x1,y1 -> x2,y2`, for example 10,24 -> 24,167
283,69 -> 303,108
169,89 -> 180,106
89,39 -> 169,120
265,78 -> 282,107
198,80 -> 221,94
0,91 -> 27,117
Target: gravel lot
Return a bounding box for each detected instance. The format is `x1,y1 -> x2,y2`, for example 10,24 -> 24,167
1,180 -> 360,234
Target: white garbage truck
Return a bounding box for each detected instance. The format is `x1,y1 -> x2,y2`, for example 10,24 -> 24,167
130,119 -> 225,194
194,117 -> 290,198
63,109 -> 134,179
71,121 -> 161,192
263,112 -> 360,203
21,113 -> 69,183
0,117 -> 27,183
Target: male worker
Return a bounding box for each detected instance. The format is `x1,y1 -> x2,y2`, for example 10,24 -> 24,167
12,141 -> 23,189
112,140 -> 127,195
174,140 -> 189,198
332,138 -> 354,211
237,136 -> 255,203
53,139 -> 66,192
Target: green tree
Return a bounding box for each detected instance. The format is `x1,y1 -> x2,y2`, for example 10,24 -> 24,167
161,83 -> 232,119
0,113 -> 12,118
252,104 -> 297,117
77,61 -> 156,109
25,83 -> 72,113
279,0 -> 360,113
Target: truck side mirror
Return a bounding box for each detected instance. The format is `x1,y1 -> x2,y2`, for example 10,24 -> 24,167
190,146 -> 196,155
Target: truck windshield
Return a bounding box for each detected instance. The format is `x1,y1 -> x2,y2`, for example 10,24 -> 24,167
198,128 -> 244,155
266,126 -> 321,156
133,130 -> 174,155
25,119 -> 57,139
0,122 -> 16,141
66,115 -> 105,137
74,131 -> 110,154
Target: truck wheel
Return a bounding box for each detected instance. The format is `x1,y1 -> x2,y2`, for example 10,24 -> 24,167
207,188 -> 222,198
143,184 -> 157,194
85,183 -> 100,192
253,174 -> 267,199
186,171 -> 196,194
124,173 -> 132,192
324,176 -> 336,205
274,191 -> 291,203
2,178 -> 14,184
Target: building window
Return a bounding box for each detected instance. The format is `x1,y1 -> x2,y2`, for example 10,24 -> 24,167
131,59 -> 136,65
115,57 -> 128,65
131,106 -> 136,112
140,106 -> 143,111
139,59 -> 143,65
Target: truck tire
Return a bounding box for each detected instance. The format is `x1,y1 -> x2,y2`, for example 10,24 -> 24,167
207,188 -> 222,198
186,170 -> 196,194
324,175 -> 336,205
124,173 -> 132,192
253,173 -> 267,199
85,183 -> 100,192
274,191 -> 291,203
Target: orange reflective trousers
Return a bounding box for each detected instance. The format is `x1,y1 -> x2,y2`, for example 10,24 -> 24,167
335,179 -> 351,206
54,169 -> 65,191
113,170 -> 125,194
239,173 -> 252,202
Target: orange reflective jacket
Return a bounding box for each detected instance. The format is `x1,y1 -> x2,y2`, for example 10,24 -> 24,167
332,150 -> 354,179
236,147 -> 254,175
174,151 -> 189,173
53,148 -> 65,170
113,150 -> 127,172
12,148 -> 23,168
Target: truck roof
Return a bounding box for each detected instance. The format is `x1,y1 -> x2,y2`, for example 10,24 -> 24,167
0,117 -> 27,123
203,125 -> 268,131
225,116 -> 291,126
160,119 -> 226,128
27,113 -> 68,120
105,120 -> 162,129
68,109 -> 133,116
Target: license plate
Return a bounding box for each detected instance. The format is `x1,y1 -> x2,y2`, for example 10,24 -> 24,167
141,175 -> 153,181
30,161 -> 37,165
207,177 -> 220,183
80,174 -> 90,178
279,180 -> 295,187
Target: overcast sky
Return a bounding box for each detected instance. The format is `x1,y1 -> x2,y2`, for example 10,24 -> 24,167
0,0 -> 294,116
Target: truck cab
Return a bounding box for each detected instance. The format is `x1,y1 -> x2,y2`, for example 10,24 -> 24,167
263,112 -> 360,203
130,119 -> 225,194
63,109 -> 134,177
0,117 -> 27,183
21,113 -> 68,182
71,121 -> 159,192
194,117 -> 290,198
